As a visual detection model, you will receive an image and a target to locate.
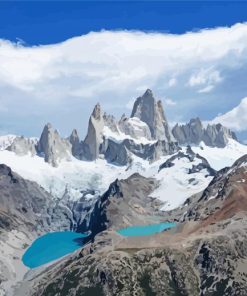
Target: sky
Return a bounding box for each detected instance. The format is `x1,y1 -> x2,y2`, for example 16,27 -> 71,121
1,1 -> 247,141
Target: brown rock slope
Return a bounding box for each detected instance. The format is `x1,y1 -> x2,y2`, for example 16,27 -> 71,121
20,156 -> 247,296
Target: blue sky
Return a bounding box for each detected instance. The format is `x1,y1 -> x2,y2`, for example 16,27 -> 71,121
1,1 -> 247,141
1,1 -> 247,45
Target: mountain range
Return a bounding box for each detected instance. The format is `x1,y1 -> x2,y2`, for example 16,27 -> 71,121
0,89 -> 247,296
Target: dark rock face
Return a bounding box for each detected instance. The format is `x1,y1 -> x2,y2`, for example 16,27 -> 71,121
0,164 -> 73,234
37,123 -> 72,167
172,118 -> 237,147
159,147 -> 216,177
77,173 -> 162,236
101,138 -> 130,166
101,138 -> 179,167
69,129 -> 81,158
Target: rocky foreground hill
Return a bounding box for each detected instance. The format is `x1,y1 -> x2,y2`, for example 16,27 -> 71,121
0,89 -> 246,296
12,154 -> 247,296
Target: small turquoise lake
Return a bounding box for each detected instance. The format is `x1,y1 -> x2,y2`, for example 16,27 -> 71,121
22,231 -> 87,268
117,222 -> 176,237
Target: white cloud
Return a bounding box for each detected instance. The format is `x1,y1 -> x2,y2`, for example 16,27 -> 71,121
198,85 -> 214,93
1,23 -> 247,135
168,78 -> 177,87
212,97 -> 247,131
165,98 -> 177,106
188,67 -> 222,93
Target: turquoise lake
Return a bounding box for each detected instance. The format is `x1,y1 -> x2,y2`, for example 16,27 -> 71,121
22,231 -> 87,268
117,222 -> 176,237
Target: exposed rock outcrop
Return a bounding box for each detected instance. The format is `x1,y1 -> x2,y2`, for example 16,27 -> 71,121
0,164 -> 75,294
99,90 -> 179,165
204,123 -> 237,147
77,173 -> 161,236
101,138 -> 130,166
159,146 -> 216,177
7,136 -> 37,156
0,164 -> 73,233
131,89 -> 176,142
172,118 -> 237,147
103,113 -> 119,134
69,129 -> 82,158
37,123 -> 72,167
83,103 -> 104,160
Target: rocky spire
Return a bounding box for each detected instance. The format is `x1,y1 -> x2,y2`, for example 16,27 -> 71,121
37,123 -> 72,167
83,103 -> 104,160
172,117 -> 204,145
69,129 -> 81,157
204,123 -> 238,148
131,89 -> 175,142
172,119 -> 238,147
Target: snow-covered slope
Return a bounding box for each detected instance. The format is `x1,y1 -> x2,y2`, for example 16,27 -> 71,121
0,150 -> 136,201
1,139 -> 247,211
191,139 -> 247,170
150,155 -> 214,211
0,135 -> 16,150
0,148 -> 213,210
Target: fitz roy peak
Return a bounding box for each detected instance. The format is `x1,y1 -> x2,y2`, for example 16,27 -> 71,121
6,89 -> 238,167
131,89 -> 175,142
69,89 -> 179,165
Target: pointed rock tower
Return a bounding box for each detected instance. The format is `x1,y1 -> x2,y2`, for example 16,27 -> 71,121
83,103 -> 104,160
131,89 -> 176,142
69,129 -> 81,158
37,123 -> 72,167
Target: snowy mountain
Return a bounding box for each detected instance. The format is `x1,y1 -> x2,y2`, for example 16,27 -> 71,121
1,89 -> 247,296
0,89 -> 246,210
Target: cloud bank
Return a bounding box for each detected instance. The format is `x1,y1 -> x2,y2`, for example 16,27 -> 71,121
1,23 -> 247,137
212,97 -> 247,132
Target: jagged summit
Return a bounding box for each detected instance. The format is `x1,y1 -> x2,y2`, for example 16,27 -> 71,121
91,102 -> 101,120
69,129 -> 81,156
1,90 -> 240,167
83,102 -> 104,160
131,89 -> 176,142
37,123 -> 72,167
172,118 -> 237,148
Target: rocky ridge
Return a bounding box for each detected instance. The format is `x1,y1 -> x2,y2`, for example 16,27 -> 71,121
5,90 -> 238,168
172,117 -> 237,148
